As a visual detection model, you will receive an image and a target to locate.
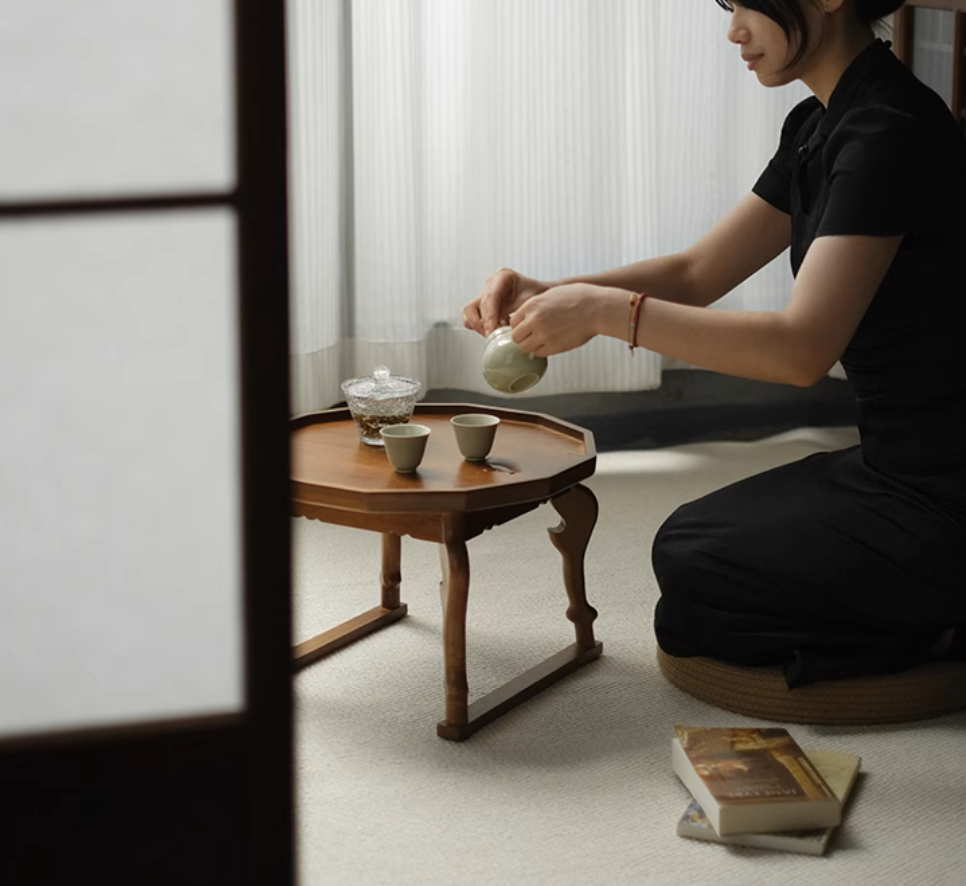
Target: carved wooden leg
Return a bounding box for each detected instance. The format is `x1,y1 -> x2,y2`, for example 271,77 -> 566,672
435,489 -> 603,741
437,517 -> 470,738
382,532 -> 402,610
549,484 -> 600,649
292,531 -> 408,670
438,542 -> 448,618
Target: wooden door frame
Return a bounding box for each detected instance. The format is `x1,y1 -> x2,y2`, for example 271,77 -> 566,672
0,1 -> 294,883
893,1 -> 966,123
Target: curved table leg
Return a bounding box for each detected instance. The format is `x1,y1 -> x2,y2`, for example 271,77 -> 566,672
548,484 -> 600,650
382,531 -> 402,609
437,518 -> 470,738
436,488 -> 603,741
292,531 -> 408,670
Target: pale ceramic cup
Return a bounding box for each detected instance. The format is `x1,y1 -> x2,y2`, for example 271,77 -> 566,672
450,414 -> 500,461
379,423 -> 431,473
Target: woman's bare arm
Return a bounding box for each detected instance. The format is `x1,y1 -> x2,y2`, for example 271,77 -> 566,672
551,192 -> 793,307
466,192 -> 791,335
512,232 -> 903,387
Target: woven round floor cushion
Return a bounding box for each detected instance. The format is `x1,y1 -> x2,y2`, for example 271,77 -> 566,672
657,648 -> 966,725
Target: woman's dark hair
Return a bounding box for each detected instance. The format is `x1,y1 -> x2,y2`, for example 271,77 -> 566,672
714,1 -> 907,67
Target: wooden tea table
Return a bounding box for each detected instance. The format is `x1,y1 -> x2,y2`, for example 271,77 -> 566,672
291,403 -> 602,741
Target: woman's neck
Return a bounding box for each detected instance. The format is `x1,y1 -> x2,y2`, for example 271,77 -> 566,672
800,19 -> 876,106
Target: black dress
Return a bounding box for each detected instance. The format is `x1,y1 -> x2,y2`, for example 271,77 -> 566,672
652,40 -> 966,687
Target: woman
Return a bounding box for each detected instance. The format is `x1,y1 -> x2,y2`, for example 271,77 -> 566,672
462,0 -> 966,687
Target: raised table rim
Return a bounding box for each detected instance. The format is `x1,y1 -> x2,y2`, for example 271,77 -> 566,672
290,402 -> 597,515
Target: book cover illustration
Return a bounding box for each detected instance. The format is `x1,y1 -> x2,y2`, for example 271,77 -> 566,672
676,747 -> 862,855
674,726 -> 837,807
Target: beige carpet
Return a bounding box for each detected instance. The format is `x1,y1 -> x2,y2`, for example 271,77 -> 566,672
293,426 -> 966,886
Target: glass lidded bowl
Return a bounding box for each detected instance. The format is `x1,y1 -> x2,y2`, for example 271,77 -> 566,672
341,365 -> 421,446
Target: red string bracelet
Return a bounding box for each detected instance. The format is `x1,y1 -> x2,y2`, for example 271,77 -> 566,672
628,292 -> 648,355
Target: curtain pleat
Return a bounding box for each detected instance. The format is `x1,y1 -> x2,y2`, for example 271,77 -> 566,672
288,0 -> 810,414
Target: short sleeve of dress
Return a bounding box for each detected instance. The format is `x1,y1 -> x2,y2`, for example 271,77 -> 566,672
753,97 -> 823,214
817,107 -> 949,237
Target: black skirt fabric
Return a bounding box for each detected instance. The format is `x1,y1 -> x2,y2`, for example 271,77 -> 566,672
655,42 -> 966,688
652,446 -> 966,687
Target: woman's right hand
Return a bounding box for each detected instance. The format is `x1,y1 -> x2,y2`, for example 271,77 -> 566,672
462,267 -> 550,337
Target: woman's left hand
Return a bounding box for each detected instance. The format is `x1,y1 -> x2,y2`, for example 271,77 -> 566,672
508,283 -> 605,357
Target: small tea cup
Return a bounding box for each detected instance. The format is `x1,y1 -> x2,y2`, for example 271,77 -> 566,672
450,414 -> 500,461
380,424 -> 431,473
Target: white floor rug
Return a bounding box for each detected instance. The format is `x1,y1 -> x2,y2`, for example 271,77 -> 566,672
294,426 -> 966,886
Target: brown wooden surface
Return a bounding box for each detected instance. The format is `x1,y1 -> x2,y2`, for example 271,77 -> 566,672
291,404 -> 596,515
293,498 -> 548,544
436,641 -> 603,742
292,405 -> 602,741
381,532 -> 402,609
549,485 -> 600,650
292,605 -> 409,669
893,7 -> 914,64
894,6 -> 966,123
294,483 -> 604,739
440,514 -> 471,728
434,482 -> 604,741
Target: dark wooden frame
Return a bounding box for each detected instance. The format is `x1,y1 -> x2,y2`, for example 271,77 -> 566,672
893,0 -> 966,123
0,2 -> 293,884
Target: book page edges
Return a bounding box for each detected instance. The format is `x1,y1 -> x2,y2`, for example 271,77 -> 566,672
676,802 -> 832,856
672,737 -> 723,833
672,736 -> 844,835
676,748 -> 861,849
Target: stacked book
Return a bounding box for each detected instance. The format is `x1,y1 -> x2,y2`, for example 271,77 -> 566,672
672,725 -> 861,856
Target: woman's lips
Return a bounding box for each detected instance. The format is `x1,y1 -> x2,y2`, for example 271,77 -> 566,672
743,54 -> 763,71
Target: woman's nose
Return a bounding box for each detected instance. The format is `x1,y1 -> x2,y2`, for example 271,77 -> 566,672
727,15 -> 748,45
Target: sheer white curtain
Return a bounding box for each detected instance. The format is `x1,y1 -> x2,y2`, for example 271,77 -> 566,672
287,0 -> 810,414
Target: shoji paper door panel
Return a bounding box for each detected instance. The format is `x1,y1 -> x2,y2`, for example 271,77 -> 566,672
0,211 -> 243,737
0,0 -> 292,880
0,0 -> 234,199
0,0 -> 244,743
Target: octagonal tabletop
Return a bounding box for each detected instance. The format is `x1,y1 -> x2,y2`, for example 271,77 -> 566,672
291,403 -> 596,515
